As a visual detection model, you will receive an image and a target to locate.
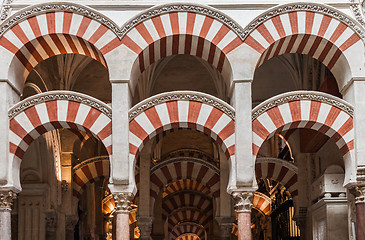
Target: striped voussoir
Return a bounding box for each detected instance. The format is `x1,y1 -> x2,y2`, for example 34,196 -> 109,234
102,194 -> 115,214
168,207 -> 211,233
0,11 -> 115,81
252,99 -> 354,159
252,192 -> 271,215
122,12 -> 243,84
176,233 -> 201,240
73,156 -> 110,198
9,99 -> 112,164
161,149 -> 217,167
255,158 -> 298,198
164,179 -> 212,197
244,11 -> 361,72
170,222 -> 205,240
129,99 -> 235,163
162,191 -> 213,220
150,159 -> 220,200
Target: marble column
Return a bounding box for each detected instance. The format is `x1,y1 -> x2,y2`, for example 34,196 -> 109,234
215,217 -> 234,240
137,216 -> 153,240
351,186 -> 365,240
113,193 -> 133,240
232,191 -> 253,240
0,191 -> 16,240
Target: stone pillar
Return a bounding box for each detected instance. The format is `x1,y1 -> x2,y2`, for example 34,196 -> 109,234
65,215 -> 78,240
215,217 -> 234,240
350,186 -> 365,240
113,193 -> 133,240
45,212 -> 57,239
137,216 -> 153,240
232,191 -> 253,240
0,191 -> 16,240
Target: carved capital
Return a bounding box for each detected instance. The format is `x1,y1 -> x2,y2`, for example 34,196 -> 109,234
215,216 -> 234,237
137,216 -> 153,238
45,212 -> 57,233
113,193 -> 133,212
349,185 -> 365,203
232,191 -> 253,212
0,191 -> 16,210
65,215 -> 78,231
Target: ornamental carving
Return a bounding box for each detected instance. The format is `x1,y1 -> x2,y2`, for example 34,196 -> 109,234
0,191 -> 16,210
8,91 -> 112,120
113,193 -> 133,212
349,185 -> 365,203
45,212 -> 57,232
232,191 -> 253,212
65,215 -> 78,231
129,91 -> 235,121
252,91 -> 354,121
350,0 -> 365,27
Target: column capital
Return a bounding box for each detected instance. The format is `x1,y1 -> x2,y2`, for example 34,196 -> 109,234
349,185 -> 365,204
0,191 -> 16,211
232,191 -> 253,212
215,217 -> 235,237
137,216 -> 153,239
113,192 -> 134,212
45,212 -> 57,233
65,215 -> 78,231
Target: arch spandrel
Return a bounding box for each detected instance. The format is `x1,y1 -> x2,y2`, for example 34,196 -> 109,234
8,90 -> 112,190
252,91 -> 355,186
240,3 -> 365,89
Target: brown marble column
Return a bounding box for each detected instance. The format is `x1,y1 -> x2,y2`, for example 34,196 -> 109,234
232,191 -> 253,240
0,191 -> 16,240
113,193 -> 133,240
351,186 -> 365,240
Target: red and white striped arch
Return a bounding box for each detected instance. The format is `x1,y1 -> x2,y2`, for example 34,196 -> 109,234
150,159 -> 220,200
168,208 -> 211,233
120,11 -> 243,90
164,179 -> 212,197
0,10 -> 116,89
162,191 -> 213,220
252,192 -> 272,215
171,222 -> 205,240
252,93 -> 354,167
9,91 -> 112,167
244,10 -> 362,87
73,156 -> 110,198
255,158 -> 298,198
129,93 -> 235,166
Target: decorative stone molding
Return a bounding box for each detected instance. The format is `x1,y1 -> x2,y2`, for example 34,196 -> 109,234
252,91 -> 354,121
350,0 -> 365,27
232,191 -> 253,212
0,191 -> 16,210
0,2 -> 120,38
349,185 -> 365,203
73,156 -> 109,172
8,91 -> 112,120
113,193 -> 133,212
244,2 -> 365,41
120,3 -> 244,40
65,215 -> 78,231
0,0 -> 13,21
45,212 -> 57,233
129,91 -> 235,121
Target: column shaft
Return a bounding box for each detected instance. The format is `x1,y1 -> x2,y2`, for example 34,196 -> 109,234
116,211 -> 130,240
237,211 -> 251,240
0,209 -> 11,240
356,202 -> 365,240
